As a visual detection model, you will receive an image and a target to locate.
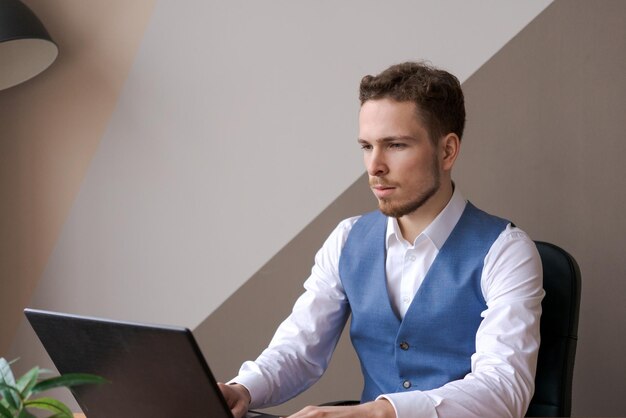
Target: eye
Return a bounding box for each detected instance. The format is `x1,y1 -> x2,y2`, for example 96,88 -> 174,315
360,143 -> 373,151
389,143 -> 406,149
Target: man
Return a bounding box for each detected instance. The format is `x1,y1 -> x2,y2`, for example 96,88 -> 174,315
219,62 -> 544,418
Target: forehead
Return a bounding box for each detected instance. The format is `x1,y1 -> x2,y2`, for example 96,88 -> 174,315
359,98 -> 427,140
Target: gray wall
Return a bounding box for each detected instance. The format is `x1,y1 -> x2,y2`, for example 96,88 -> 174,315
3,0 -> 625,416
458,2 -> 626,414
196,2 -> 626,415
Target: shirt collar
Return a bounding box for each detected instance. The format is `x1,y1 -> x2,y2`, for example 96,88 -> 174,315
385,187 -> 467,250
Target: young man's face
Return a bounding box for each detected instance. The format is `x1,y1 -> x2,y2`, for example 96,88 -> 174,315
358,98 -> 442,218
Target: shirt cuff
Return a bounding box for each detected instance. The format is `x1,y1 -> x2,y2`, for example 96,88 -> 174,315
227,375 -> 269,409
377,390 -> 437,418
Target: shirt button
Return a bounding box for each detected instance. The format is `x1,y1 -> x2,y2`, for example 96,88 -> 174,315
408,255 -> 416,262
399,342 -> 409,350
403,380 -> 412,389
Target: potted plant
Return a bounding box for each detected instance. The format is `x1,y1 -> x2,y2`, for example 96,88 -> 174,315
0,357 -> 105,418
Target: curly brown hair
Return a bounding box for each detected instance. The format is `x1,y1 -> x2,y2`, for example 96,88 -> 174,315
359,61 -> 465,143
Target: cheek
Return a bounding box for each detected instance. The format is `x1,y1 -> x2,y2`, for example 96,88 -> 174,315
397,155 -> 428,173
398,157 -> 438,184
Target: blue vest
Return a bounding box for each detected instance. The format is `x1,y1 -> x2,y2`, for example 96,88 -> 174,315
338,202 -> 508,401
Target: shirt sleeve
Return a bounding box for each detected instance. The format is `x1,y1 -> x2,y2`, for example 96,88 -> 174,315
381,224 -> 544,418
229,217 -> 357,408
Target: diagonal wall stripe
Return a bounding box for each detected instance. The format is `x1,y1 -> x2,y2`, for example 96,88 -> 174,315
456,1 -> 626,415
0,0 -> 156,354
194,1 -> 626,415
4,0 -> 554,414
195,173 -> 375,414
10,0 -> 552,338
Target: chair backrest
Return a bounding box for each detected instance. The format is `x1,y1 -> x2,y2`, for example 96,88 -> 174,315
525,241 -> 581,417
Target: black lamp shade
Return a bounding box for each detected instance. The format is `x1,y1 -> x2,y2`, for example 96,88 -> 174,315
0,0 -> 58,90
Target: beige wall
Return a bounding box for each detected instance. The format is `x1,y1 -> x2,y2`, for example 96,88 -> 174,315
457,2 -> 626,414
0,0 -> 156,354
4,0 -> 626,416
197,1 -> 626,415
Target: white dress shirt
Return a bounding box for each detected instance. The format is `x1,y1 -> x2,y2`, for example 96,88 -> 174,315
232,188 -> 544,418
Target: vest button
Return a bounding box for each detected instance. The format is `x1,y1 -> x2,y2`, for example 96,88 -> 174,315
399,341 -> 409,350
402,380 -> 411,389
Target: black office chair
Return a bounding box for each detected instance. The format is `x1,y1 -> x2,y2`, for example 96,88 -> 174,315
525,241 -> 581,417
322,241 -> 582,418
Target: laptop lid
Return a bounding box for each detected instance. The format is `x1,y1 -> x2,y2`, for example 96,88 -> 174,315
24,308 -> 276,418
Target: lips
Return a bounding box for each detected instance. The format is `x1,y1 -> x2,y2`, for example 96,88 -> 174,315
371,184 -> 396,199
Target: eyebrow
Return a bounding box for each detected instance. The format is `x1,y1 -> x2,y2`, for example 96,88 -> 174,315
357,135 -> 417,144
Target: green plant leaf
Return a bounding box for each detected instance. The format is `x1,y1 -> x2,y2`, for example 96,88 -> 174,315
24,397 -> 73,417
0,359 -> 16,385
16,367 -> 40,399
0,402 -> 13,418
17,410 -> 36,418
0,398 -> 10,410
0,382 -> 21,410
32,373 -> 107,394
0,382 -> 23,395
5,359 -> 19,369
0,358 -> 21,410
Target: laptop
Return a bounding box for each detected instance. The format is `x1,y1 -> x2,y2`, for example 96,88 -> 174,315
24,308 -> 279,418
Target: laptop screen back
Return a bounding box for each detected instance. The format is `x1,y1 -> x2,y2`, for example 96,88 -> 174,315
24,308 -> 233,418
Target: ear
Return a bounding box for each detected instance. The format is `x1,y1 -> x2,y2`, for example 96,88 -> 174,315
440,133 -> 460,171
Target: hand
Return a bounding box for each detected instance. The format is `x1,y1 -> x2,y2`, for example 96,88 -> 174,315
218,382 -> 251,418
285,399 -> 395,418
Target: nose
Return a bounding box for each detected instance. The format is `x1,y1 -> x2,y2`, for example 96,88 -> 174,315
366,147 -> 388,177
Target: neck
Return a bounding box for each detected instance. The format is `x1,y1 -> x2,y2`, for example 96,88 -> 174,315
397,180 -> 454,243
